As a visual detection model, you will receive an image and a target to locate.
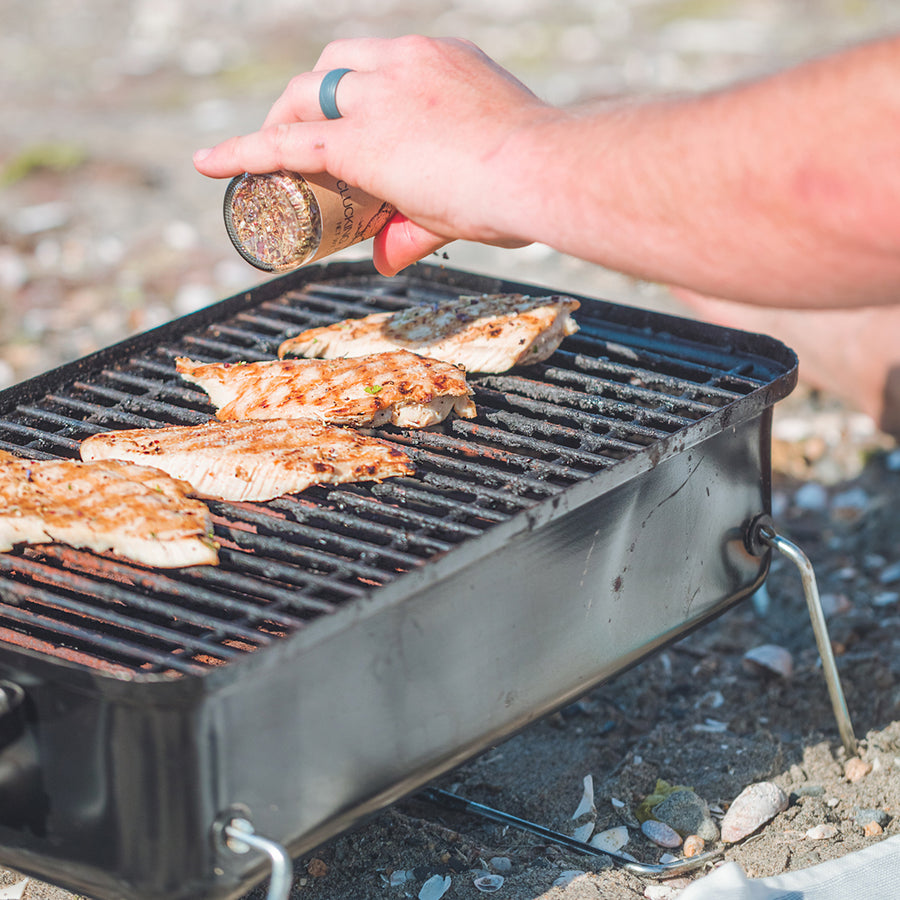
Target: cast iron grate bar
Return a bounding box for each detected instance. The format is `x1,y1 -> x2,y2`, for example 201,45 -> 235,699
0,267 -> 791,678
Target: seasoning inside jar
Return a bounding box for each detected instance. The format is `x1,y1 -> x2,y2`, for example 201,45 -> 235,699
224,171 -> 394,272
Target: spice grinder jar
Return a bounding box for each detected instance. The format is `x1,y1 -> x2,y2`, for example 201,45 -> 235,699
223,170 -> 394,272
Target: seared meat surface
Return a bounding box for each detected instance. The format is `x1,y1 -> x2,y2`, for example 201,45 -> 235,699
176,350 -> 476,428
277,293 -> 580,373
80,418 -> 414,502
0,450 -> 217,567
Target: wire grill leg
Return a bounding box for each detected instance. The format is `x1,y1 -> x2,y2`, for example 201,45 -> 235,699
223,818 -> 293,900
760,527 -> 858,758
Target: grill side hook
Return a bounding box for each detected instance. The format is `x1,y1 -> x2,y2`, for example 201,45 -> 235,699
220,817 -> 293,900
746,516 -> 858,758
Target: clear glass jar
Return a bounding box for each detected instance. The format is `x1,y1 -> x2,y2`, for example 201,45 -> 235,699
223,170 -> 394,272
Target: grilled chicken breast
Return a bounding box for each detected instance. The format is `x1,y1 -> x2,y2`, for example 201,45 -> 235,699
277,293 -> 581,373
0,450 -> 217,568
175,350 -> 476,428
80,419 -> 413,502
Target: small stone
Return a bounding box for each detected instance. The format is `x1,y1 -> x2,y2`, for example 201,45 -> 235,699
651,789 -> 719,842
830,487 -> 870,521
641,819 -> 682,848
721,782 -> 789,843
805,823 -> 838,840
864,821 -> 884,837
306,857 -> 328,878
795,785 -> 826,798
845,758 -> 872,782
879,560 -> 900,585
794,481 -> 828,512
820,592 -> 851,618
854,808 -> 890,828
743,644 -> 793,679
488,856 -> 512,873
682,835 -> 705,857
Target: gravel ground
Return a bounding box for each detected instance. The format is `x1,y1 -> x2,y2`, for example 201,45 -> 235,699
2,2 -> 900,899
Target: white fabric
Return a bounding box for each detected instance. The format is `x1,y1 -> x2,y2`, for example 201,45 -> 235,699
677,835 -> 900,899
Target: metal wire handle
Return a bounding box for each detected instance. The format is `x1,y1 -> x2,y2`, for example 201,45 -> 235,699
420,788 -> 721,877
223,818 -> 293,900
759,526 -> 858,757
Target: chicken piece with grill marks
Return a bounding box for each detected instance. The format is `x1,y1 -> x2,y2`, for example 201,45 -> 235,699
80,418 -> 414,502
175,349 -> 476,428
0,450 -> 218,568
276,293 -> 580,373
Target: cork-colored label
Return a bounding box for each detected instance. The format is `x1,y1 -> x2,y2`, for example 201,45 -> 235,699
303,173 -> 395,263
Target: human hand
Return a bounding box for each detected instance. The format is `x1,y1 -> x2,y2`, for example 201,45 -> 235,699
194,36 -> 554,274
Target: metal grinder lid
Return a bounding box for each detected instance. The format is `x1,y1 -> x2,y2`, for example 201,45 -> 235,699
223,171 -> 322,272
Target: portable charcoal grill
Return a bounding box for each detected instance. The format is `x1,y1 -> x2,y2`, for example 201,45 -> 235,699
0,260 -> 852,899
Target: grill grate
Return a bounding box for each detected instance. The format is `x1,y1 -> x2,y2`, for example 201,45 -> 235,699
0,265 -> 788,678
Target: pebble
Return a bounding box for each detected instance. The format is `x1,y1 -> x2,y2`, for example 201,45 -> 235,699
651,789 -> 719,842
830,487 -> 870,521
641,819 -> 682,848
879,560 -> 900,585
742,644 -> 793,679
793,481 -> 829,512
854,808 -> 889,828
873,591 -> 899,608
721,782 -> 789,843
820,592 -> 851,618
805,823 -> 838,840
864,821 -> 884,837
682,835 -> 705,857
488,856 -> 512,873
306,858 -> 327,878
844,758 -> 872,783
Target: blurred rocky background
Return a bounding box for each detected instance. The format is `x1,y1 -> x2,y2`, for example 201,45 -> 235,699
3,0 -> 900,396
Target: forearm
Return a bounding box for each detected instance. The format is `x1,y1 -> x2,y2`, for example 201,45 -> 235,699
498,36 -> 900,308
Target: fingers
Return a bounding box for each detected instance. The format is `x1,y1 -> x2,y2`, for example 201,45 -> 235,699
193,123 -> 330,178
372,214 -> 450,276
262,37 -> 392,128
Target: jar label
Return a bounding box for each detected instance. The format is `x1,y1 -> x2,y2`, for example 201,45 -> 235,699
303,174 -> 395,262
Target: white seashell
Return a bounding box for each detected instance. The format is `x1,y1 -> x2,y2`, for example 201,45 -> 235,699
743,644 -> 793,679
572,822 -> 594,843
389,869 -> 415,886
721,782 -> 789,843
590,826 -> 630,853
805,823 -> 838,840
488,856 -> 512,873
418,875 -> 451,900
572,774 -> 595,819
692,718 -> 729,733
473,874 -> 504,893
641,819 -> 682,848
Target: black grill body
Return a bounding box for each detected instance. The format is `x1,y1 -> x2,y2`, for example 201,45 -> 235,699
0,262 -> 796,899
